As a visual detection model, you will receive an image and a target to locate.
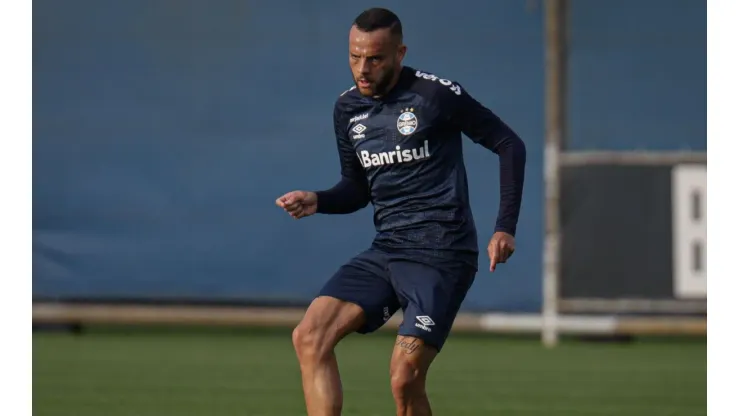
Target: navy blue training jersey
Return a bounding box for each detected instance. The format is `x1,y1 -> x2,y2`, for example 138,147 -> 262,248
316,66 -> 526,268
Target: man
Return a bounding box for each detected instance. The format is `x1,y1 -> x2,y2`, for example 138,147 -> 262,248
275,7 -> 526,416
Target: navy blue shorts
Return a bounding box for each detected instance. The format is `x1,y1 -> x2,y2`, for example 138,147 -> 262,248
317,247 -> 476,351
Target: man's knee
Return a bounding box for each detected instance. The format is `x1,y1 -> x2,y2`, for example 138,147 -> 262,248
292,323 -> 322,361
389,336 -> 436,400
390,359 -> 426,400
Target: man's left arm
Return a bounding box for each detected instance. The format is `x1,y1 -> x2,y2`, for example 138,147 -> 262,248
449,84 -> 527,269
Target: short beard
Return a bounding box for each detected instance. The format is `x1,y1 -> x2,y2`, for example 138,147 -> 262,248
357,62 -> 398,97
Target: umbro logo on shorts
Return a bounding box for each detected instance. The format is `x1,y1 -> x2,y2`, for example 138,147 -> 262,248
415,315 -> 435,332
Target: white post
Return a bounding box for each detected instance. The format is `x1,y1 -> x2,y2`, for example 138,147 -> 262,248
542,0 -> 568,348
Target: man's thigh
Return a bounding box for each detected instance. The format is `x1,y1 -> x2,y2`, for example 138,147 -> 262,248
318,248 -> 401,334
388,260 -> 476,352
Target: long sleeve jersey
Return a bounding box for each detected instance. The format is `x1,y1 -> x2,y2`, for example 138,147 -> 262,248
316,66 -> 526,268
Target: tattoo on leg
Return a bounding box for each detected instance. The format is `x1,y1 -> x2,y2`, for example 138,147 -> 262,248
396,337 -> 421,355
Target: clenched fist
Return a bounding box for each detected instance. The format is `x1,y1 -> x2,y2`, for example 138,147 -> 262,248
487,231 -> 516,272
275,191 -> 318,219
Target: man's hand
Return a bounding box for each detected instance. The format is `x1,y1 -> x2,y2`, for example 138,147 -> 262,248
487,231 -> 516,272
275,191 -> 318,219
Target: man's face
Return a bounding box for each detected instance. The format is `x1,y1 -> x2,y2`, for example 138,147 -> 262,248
348,25 -> 406,97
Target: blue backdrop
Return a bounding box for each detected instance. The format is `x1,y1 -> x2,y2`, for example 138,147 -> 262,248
33,0 -> 706,311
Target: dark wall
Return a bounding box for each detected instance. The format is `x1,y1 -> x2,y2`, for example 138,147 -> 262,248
560,165 -> 674,299
32,0 -> 706,311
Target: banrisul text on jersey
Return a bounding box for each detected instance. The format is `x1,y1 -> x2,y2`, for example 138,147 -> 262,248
358,141 -> 430,168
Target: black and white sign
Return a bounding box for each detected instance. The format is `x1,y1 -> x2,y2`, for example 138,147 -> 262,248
671,165 -> 707,299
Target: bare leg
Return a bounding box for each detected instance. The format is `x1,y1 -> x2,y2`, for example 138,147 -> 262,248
292,296 -> 365,416
389,336 -> 438,416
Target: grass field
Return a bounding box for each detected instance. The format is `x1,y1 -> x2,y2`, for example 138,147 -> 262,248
33,327 -> 706,415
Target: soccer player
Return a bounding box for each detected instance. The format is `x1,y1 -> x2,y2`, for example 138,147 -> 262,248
275,7 -> 526,416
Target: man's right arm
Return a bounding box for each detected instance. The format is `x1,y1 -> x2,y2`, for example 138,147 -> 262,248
314,104 -> 371,214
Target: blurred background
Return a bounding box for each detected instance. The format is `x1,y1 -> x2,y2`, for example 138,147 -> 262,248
32,0 -> 707,415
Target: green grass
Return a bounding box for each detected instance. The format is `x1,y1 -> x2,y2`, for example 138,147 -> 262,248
33,328 -> 706,415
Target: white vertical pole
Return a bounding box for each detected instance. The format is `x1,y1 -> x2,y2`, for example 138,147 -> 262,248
543,0 -> 568,348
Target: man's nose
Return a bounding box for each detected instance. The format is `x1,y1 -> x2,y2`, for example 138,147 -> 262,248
359,59 -> 371,74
